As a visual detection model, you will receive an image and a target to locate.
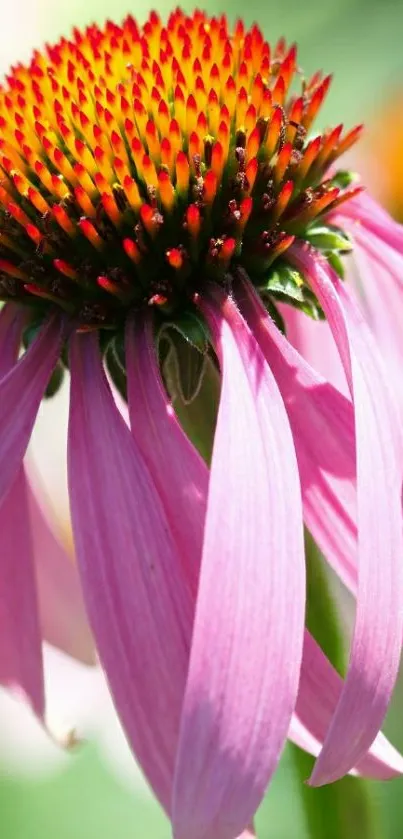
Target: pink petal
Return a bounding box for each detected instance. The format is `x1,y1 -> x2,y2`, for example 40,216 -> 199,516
0,305 -> 48,719
290,631 -> 403,780
68,330 -> 193,813
236,277 -> 358,595
125,315 -> 208,595
291,243 -> 403,785
338,191 -> 403,253
0,467 -> 44,718
334,209 -> 403,413
0,313 -> 63,505
26,469 -> 95,665
237,270 -> 403,781
173,291 -> 305,839
281,304 -> 348,396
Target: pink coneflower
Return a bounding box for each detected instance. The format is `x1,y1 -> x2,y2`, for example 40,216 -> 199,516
1,9 -> 403,838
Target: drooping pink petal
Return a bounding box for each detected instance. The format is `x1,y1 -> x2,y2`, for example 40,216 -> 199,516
0,467 -> 44,718
0,305 -> 45,718
290,243 -> 403,785
281,304 -> 348,395
26,469 -> 95,665
235,276 -> 358,595
290,631 -> 403,780
334,207 -> 403,413
125,315 -> 208,595
338,190 -> 403,253
237,269 -> 403,780
125,296 -> 402,792
0,306 -> 93,707
173,290 -> 305,839
0,313 -> 63,505
68,330 -> 193,814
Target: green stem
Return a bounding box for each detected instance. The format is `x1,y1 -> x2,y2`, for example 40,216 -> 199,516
293,534 -> 382,839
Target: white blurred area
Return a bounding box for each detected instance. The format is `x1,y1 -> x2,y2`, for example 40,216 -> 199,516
0,3 -> 151,796
0,0 -> 87,77
0,647 -> 151,795
0,0 -> 176,79
0,3 -> 43,76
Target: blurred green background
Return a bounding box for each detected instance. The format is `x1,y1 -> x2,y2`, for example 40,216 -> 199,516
1,0 -> 403,836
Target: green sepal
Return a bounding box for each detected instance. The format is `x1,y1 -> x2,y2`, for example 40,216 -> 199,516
44,361 -> 65,398
326,250 -> 345,278
158,326 -> 207,405
329,169 -> 359,190
305,224 -> 352,253
105,334 -> 127,401
161,309 -> 211,353
257,261 -> 325,321
22,317 -> 47,350
261,296 -> 286,334
260,262 -> 306,302
156,308 -> 211,405
303,219 -> 352,281
162,345 -> 220,464
299,290 -> 325,320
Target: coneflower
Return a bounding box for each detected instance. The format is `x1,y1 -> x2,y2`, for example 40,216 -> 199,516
1,9 -> 403,839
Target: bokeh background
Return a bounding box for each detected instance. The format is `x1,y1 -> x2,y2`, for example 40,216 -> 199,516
1,0 -> 403,836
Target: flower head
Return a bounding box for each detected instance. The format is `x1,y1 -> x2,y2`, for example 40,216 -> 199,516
0,8 -> 360,333
1,10 -> 403,839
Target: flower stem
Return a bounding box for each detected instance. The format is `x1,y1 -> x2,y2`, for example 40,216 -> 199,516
294,533 -> 383,839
